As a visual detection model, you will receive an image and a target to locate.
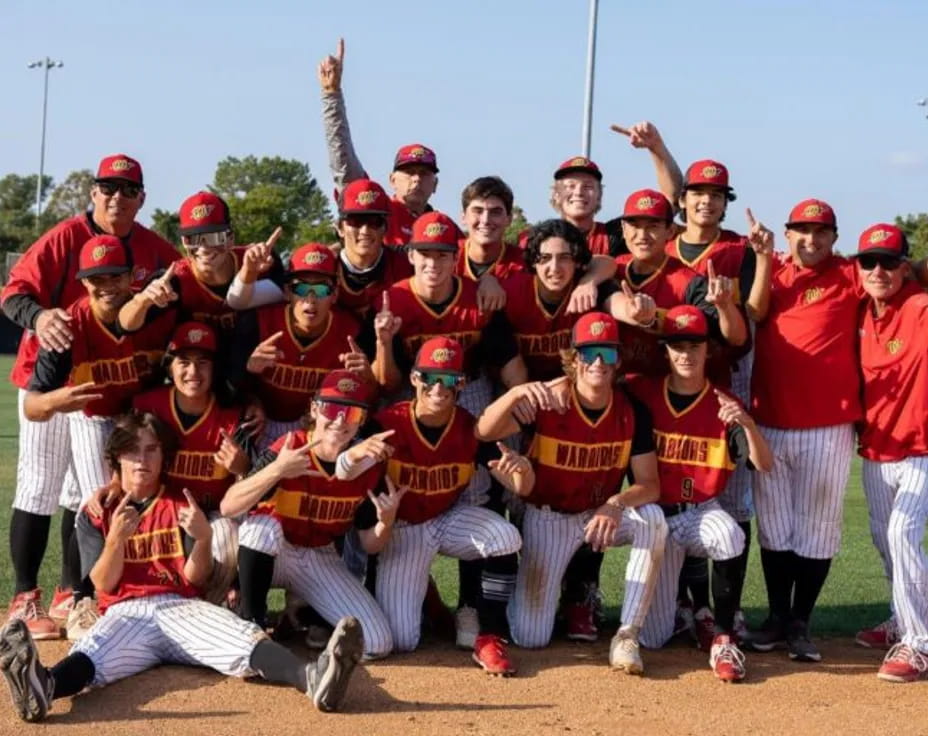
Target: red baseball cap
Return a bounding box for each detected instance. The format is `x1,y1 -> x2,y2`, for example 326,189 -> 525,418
785,198 -> 837,229
95,153 -> 143,186
683,159 -> 735,199
855,224 -> 909,258
167,321 -> 218,355
415,337 -> 465,374
662,305 -> 709,342
572,312 -> 620,348
316,369 -> 371,408
619,188 -> 674,222
408,212 -> 459,252
554,156 -> 603,182
75,235 -> 132,280
177,192 -> 231,236
288,243 -> 337,278
339,179 -> 390,216
393,144 -> 439,173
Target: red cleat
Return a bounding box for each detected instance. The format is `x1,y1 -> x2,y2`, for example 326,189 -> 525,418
856,618 -> 899,651
473,634 -> 516,677
47,586 -> 74,623
877,644 -> 928,683
565,601 -> 598,642
6,589 -> 59,641
710,634 -> 746,682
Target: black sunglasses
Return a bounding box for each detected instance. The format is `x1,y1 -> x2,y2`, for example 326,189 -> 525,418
858,254 -> 903,271
344,214 -> 387,230
96,180 -> 142,199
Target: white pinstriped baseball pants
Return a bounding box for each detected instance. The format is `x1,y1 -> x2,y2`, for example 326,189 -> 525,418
72,594 -> 266,686
862,456 -> 928,653
753,423 -> 854,559
639,500 -> 745,648
717,351 -> 754,522
508,503 -> 667,649
203,513 -> 239,605
67,412 -> 114,506
239,514 -> 393,658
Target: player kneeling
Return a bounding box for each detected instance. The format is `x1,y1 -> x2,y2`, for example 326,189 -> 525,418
631,306 -> 772,682
0,411 -> 364,723
477,312 -> 667,675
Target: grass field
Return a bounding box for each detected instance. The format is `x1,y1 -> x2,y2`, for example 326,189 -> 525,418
0,354 -> 896,635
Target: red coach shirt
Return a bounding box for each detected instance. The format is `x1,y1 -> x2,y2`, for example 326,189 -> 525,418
858,281 -> 928,461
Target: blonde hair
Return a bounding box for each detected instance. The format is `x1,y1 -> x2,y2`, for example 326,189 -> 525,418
549,179 -> 603,216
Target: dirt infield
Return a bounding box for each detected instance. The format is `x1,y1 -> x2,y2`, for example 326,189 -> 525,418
1,636 -> 925,736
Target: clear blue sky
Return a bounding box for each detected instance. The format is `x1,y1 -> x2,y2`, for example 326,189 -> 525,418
3,0 -> 926,251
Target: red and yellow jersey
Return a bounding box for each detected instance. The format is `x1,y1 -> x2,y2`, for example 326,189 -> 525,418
666,230 -> 748,304
133,387 -> 243,513
66,297 -> 174,417
858,282 -> 928,461
518,221 -> 612,256
253,430 -> 383,547
628,376 -> 736,504
526,388 -> 636,513
751,254 -> 863,429
503,271 -> 578,381
335,247 -> 413,317
253,305 -> 360,422
380,277 -> 493,373
171,247 -> 245,333
456,240 -> 525,282
3,214 -> 180,389
376,400 -> 476,524
87,487 -> 198,614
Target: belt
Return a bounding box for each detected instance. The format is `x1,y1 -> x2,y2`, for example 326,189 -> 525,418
660,502 -> 702,518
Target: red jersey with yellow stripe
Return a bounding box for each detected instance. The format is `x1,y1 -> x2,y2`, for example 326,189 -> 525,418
133,387 -> 242,512
171,247 -> 245,333
254,305 -> 361,422
376,400 -> 476,524
503,271 -> 578,381
380,277 -> 492,373
666,230 -> 747,304
628,376 -> 736,503
67,297 -> 174,416
335,247 -> 413,317
858,282 -> 928,461
86,487 -> 198,613
456,240 -> 525,282
253,430 -> 383,547
527,388 -> 636,513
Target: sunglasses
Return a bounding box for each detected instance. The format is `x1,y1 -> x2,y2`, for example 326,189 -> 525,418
184,231 -> 232,249
314,400 -> 367,424
577,345 -> 619,366
96,180 -> 142,199
344,214 -> 387,230
858,254 -> 903,271
414,370 -> 466,389
290,281 -> 334,299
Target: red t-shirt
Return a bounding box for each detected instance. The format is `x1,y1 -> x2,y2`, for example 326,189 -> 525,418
456,240 -> 525,282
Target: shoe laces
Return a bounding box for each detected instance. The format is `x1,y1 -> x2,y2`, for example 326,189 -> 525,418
74,601 -> 99,629
616,634 -> 639,654
886,643 -> 928,672
15,594 -> 49,621
478,635 -> 509,660
713,641 -> 745,668
876,618 -> 900,639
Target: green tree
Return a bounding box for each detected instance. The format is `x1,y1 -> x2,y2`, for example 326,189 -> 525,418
210,156 -> 335,250
0,173 -> 54,252
895,213 -> 928,261
44,169 -> 95,221
504,204 -> 529,245
150,208 -> 181,245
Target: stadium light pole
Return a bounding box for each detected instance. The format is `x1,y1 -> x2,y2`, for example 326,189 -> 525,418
581,0 -> 599,157
28,57 -> 64,232
918,97 -> 927,119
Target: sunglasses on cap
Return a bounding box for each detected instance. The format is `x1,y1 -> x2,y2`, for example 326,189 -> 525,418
413,370 -> 466,390
184,231 -> 233,249
314,400 -> 367,424
289,281 -> 334,299
857,254 -> 904,271
577,345 -> 619,366
344,214 -> 387,230
96,180 -> 142,199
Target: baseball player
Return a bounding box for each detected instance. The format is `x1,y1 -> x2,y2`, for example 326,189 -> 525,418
221,370 -> 395,660
318,39 -> 438,247
630,305 -> 773,682
0,411 -> 364,723
476,312 -> 667,675
852,224 -> 928,682
1,153 -> 180,639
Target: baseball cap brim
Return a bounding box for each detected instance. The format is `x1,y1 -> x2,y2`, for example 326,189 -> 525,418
618,213 -> 672,222
339,207 -> 390,217
407,242 -> 457,252
316,395 -> 369,409
554,166 -> 602,182
660,333 -> 708,344
394,161 -> 439,174
785,220 -> 837,229
178,222 -> 231,236
75,264 -> 131,280
850,248 -> 905,259
95,176 -> 142,186
683,183 -> 736,200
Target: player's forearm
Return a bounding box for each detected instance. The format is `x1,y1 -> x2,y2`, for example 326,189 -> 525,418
1,293 -> 43,331
23,390 -> 57,422
742,420 -> 774,473
118,293 -> 153,333
372,340 -> 401,393
717,303 -> 747,346
474,390 -> 523,441
359,520 -> 395,555
184,535 -> 215,588
583,255 -> 617,285
221,465 -> 282,517
499,355 -> 527,388
226,274 -> 285,310
321,90 -> 366,191
649,143 -> 684,207
615,479 -> 660,508
490,464 -> 535,498
335,450 -> 378,481
745,254 -> 773,323
90,543 -> 125,594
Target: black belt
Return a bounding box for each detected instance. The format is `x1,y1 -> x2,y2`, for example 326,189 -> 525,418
661,502 -> 702,518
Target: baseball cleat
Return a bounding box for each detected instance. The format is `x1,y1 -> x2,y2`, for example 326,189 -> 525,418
745,616 -> 787,652
609,628 -> 644,675
732,609 -> 749,643
877,644 -> 928,683
787,621 -> 822,662
710,634 -> 746,683
565,601 -> 598,642
856,618 -> 899,651
473,634 -> 516,677
66,598 -> 100,642
48,587 -> 74,624
694,607 -> 716,652
0,619 -> 55,722
307,616 -> 363,712
6,589 -> 59,641
305,624 -> 333,650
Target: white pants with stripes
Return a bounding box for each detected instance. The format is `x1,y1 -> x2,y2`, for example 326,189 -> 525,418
639,500 -> 745,648
376,504 -> 522,652
862,456 -> 928,653
71,593 -> 265,686
67,413 -> 115,506
718,351 -> 754,522
203,513 -> 239,605
508,503 -> 667,649
239,514 -> 393,658
259,419 -> 304,452
754,423 -> 854,559
13,389 -> 81,515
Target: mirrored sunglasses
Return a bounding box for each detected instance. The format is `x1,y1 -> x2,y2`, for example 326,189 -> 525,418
415,370 -> 466,389
290,281 -> 334,299
314,401 -> 366,424
577,345 -> 619,365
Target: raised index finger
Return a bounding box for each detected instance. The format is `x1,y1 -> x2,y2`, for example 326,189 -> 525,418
706,259 -> 716,281
347,335 -> 362,354
380,292 -> 391,313
263,330 -> 284,346
336,38 -> 345,63
161,262 -> 176,281
266,226 -> 283,249
745,208 -> 757,228
610,124 -> 631,137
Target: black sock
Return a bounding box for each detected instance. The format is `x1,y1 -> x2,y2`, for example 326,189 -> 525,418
727,521 -> 752,611
364,553 -> 379,596
249,639 -> 308,693
59,509 -> 77,590
238,547 -> 275,626
682,556 -> 711,611
50,653 -> 95,698
791,556 -> 832,625
477,553 -> 517,637
563,545 -> 603,604
68,532 -> 94,602
11,510 -> 52,594
458,558 -> 481,610
760,548 -> 795,622
712,557 -> 741,633
676,565 -> 689,604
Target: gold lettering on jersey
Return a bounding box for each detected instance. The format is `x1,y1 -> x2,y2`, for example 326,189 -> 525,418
123,527 -> 183,563
533,435 -> 631,472
265,364 -> 327,394
404,331 -> 480,360
273,490 -> 359,525
71,355 -> 142,388
886,338 -> 903,355
387,460 -> 473,495
170,451 -> 228,482
803,287 -> 823,305
653,431 -> 734,470
516,329 -> 571,357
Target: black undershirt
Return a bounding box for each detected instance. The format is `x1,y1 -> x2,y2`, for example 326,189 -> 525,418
676,238 -> 757,304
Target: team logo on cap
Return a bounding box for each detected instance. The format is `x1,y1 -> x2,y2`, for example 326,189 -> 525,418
430,347 -> 456,364
303,250 -> 329,266
408,147 -> 427,159
356,190 -> 379,206
636,196 -> 658,211
186,328 -> 205,344
868,229 -> 891,244
109,159 -> 134,172
803,287 -> 823,304
802,203 -> 824,218
91,245 -> 111,262
887,338 -> 903,355
701,165 -> 722,179
674,314 -> 696,329
589,320 -> 607,336
336,377 -> 359,393
189,204 -> 215,221
423,223 -> 448,238
569,157 -> 590,167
